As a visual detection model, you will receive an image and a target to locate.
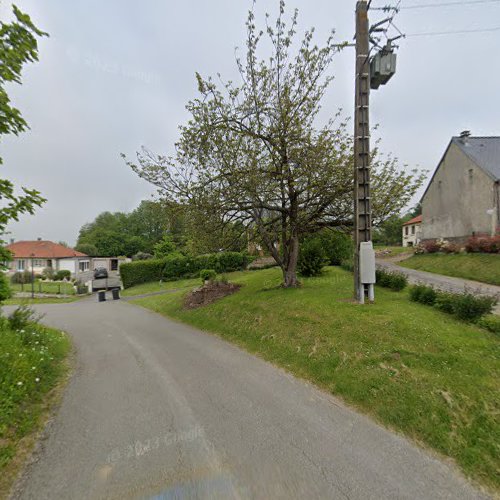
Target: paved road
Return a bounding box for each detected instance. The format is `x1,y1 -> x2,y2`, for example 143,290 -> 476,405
9,299 -> 487,500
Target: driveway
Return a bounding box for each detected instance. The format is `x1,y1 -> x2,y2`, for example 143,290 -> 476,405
10,299 -> 487,500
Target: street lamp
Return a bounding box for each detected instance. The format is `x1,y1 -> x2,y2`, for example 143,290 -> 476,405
30,253 -> 35,299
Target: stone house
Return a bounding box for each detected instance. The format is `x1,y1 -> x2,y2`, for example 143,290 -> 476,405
421,133 -> 500,242
402,215 -> 422,247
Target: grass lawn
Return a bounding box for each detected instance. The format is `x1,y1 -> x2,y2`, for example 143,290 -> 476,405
400,253 -> 500,286
3,297 -> 80,306
132,267 -> 499,492
10,281 -> 76,295
374,245 -> 413,258
121,271 -> 248,297
0,317 -> 70,495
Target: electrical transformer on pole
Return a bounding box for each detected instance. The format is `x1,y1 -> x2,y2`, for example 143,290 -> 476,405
353,0 -> 398,304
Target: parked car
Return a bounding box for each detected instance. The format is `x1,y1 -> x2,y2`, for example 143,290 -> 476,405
93,267 -> 108,279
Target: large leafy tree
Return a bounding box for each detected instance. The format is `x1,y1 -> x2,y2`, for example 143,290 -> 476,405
75,201 -> 187,257
0,5 -> 47,263
125,1 -> 425,287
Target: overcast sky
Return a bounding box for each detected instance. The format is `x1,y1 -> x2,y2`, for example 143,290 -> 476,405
2,0 -> 499,246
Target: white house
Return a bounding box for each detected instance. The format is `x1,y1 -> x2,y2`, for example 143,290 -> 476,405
402,215 -> 422,247
5,240 -> 91,279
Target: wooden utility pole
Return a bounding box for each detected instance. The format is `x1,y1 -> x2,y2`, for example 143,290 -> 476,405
353,1 -> 373,303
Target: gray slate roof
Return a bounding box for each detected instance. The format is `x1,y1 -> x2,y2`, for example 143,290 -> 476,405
453,136 -> 500,181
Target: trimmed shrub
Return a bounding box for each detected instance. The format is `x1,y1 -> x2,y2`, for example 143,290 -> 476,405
200,269 -> 217,283
375,268 -> 408,291
298,238 -> 328,277
119,252 -> 248,288
409,284 -> 437,305
120,259 -> 167,288
478,315 -> 500,334
54,270 -> 71,281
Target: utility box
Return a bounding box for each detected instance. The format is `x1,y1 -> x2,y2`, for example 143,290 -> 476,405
370,51 -> 397,89
359,242 -> 376,284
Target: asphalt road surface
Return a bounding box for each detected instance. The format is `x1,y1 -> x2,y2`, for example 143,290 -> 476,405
9,298 -> 488,500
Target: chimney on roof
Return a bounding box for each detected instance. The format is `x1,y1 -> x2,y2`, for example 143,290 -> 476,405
460,130 -> 471,145
37,237 -> 42,241
10,238 -> 14,244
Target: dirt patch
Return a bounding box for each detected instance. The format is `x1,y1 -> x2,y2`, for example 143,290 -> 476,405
184,282 -> 242,309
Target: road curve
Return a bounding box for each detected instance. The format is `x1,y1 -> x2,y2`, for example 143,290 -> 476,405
9,298 -> 488,500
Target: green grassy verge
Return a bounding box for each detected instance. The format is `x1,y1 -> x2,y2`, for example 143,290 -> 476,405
3,297 -> 80,306
0,316 -> 70,495
400,253 -> 500,286
132,267 -> 499,492
10,281 -> 76,295
121,271 -> 248,297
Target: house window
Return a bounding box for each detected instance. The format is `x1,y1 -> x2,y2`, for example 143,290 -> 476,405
17,259 -> 25,271
411,225 -> 415,235
32,259 -> 43,267
79,260 -> 90,272
405,226 -> 409,236
46,260 -> 52,268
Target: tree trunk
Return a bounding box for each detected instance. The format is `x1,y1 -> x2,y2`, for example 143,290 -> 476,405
282,234 -> 299,288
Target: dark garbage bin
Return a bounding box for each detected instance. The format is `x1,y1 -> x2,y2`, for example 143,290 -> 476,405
112,288 -> 120,300
98,290 -> 106,302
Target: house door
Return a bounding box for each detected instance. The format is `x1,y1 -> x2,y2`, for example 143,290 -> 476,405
110,259 -> 118,271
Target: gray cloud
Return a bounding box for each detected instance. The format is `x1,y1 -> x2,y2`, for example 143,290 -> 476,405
3,0 -> 499,245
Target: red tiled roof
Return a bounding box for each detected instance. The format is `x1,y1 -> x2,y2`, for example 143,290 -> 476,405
403,215 -> 422,226
5,241 -> 88,259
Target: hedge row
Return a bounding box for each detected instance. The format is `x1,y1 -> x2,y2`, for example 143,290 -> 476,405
409,284 -> 497,323
120,252 -> 249,288
375,268 -> 408,291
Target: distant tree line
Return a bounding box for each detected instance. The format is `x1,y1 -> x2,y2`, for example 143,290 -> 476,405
75,200 -> 247,258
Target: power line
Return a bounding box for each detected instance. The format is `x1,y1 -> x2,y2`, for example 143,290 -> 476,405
371,0 -> 500,11
402,0 -> 500,9
406,25 -> 500,36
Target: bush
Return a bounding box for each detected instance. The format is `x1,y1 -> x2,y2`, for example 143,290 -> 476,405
478,315 -> 500,334
447,293 -> 497,322
132,252 -> 153,261
41,267 -> 54,280
298,238 -> 328,277
435,291 -> 497,321
8,305 -> 41,331
316,230 -> 353,266
120,252 -> 248,288
375,268 -> 408,291
421,240 -> 441,253
441,242 -> 461,254
54,270 -> 71,281
409,284 -> 437,305
0,273 -> 12,302
200,269 -> 217,283
465,236 -> 500,254
340,259 -> 354,273
11,271 -> 34,284
434,292 -> 456,315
